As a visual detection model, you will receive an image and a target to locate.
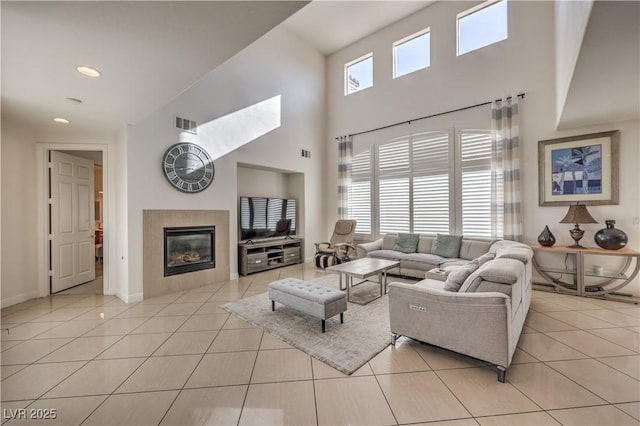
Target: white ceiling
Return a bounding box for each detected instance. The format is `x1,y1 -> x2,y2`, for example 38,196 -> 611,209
1,1 -> 433,141
1,1 -> 308,140
3,1 -> 637,143
557,0 -> 640,129
283,1 -> 434,55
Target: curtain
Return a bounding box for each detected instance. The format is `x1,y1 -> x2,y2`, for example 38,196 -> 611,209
491,96 -> 523,241
337,136 -> 353,219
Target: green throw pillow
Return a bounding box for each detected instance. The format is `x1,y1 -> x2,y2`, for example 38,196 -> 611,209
393,233 -> 420,254
432,234 -> 463,258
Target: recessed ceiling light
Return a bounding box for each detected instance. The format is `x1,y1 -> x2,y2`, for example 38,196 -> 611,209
76,66 -> 101,77
53,118 -> 70,124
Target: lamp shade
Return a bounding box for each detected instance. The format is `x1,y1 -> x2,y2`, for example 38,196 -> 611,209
559,204 -> 598,224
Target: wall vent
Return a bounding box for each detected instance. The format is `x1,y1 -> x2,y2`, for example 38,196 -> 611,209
175,116 -> 198,134
301,149 -> 311,158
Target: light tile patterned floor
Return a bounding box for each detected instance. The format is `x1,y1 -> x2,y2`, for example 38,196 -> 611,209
1,262 -> 639,425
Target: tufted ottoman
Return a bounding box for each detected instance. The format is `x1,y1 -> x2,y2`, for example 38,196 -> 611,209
268,278 -> 347,332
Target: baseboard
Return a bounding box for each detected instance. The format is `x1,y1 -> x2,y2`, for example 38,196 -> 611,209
1,290 -> 39,309
112,288 -> 143,304
230,272 -> 239,280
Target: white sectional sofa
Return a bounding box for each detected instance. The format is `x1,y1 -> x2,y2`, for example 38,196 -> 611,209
359,234 -> 533,382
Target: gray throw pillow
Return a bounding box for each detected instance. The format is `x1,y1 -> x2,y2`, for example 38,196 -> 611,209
443,261 -> 479,292
393,233 -> 420,254
432,234 -> 463,258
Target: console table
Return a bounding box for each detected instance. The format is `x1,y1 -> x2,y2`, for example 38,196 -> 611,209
530,244 -> 640,303
238,237 -> 302,276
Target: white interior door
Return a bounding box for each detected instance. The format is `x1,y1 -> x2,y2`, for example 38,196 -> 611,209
50,151 -> 95,293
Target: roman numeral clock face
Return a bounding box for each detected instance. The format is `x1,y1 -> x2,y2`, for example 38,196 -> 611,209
162,143 -> 215,193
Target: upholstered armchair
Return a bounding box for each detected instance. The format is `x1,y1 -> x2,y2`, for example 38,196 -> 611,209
315,219 -> 357,262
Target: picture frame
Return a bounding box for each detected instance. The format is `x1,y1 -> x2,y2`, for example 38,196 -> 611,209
538,130 -> 619,206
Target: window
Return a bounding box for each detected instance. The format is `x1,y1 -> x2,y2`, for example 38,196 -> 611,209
393,29 -> 431,78
348,129 -> 498,239
378,138 -> 410,234
457,0 -> 508,56
459,131 -> 496,237
350,150 -> 372,234
345,54 -> 373,95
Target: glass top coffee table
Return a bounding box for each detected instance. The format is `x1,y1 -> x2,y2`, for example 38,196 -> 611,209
326,258 -> 400,305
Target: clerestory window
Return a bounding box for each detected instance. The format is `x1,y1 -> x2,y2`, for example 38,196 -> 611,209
457,0 -> 508,56
345,54 -> 373,95
393,29 -> 431,78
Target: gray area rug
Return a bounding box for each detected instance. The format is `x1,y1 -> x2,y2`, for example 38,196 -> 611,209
221,275 -> 409,374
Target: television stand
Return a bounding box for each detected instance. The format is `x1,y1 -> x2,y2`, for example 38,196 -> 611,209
238,237 -> 302,276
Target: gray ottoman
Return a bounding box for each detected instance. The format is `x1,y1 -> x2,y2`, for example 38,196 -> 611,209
268,278 -> 347,332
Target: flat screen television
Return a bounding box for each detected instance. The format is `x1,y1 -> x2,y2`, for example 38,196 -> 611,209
239,196 -> 297,241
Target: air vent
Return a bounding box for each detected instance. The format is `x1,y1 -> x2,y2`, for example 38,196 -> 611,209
175,116 -> 197,134
301,149 -> 311,158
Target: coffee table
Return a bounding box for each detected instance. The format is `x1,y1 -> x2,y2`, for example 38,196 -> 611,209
327,258 -> 400,304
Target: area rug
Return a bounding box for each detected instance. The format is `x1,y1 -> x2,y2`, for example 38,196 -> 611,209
221,275 -> 410,374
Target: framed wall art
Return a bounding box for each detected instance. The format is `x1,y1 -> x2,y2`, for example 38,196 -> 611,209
538,130 -> 619,206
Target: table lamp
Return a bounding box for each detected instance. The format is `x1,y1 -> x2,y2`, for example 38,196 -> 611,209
559,203 -> 597,248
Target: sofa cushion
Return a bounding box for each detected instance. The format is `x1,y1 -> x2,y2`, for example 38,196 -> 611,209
393,233 -> 420,254
439,259 -> 467,269
477,258 -> 521,284
433,234 -> 463,258
382,234 -> 398,250
368,249 -> 410,262
496,247 -> 533,263
459,239 -> 495,260
414,278 -> 448,291
417,236 -> 435,254
403,253 -> 446,265
401,254 -> 444,275
443,261 -> 479,292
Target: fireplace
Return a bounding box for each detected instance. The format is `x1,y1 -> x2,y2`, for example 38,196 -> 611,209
164,226 -> 215,277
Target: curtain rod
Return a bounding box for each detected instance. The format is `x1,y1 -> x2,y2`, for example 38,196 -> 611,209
336,93 -> 525,140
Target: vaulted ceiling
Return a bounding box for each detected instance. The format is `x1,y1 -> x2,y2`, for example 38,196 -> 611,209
3,1 -> 636,143
1,1 -> 431,141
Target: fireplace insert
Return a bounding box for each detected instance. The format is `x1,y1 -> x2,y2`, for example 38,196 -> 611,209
164,226 -> 215,277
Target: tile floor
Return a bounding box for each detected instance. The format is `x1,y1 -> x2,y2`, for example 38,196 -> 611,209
1,263 -> 639,425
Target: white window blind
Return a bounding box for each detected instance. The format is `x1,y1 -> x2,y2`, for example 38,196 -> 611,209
379,178 -> 410,233
350,150 -> 372,234
460,131 -> 493,237
378,138 -> 410,234
348,128 -> 501,239
413,132 -> 450,234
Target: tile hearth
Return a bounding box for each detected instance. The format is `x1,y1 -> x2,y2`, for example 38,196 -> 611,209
1,262 -> 638,425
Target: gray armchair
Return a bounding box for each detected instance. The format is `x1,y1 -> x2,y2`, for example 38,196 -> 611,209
315,219 -> 357,262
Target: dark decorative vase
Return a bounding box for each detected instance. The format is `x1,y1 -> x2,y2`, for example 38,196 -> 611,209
594,220 -> 628,250
537,225 -> 556,247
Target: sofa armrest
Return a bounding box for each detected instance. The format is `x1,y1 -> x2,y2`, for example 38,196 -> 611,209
357,238 -> 383,258
490,241 -> 533,264
388,281 -> 510,303
387,282 -> 513,368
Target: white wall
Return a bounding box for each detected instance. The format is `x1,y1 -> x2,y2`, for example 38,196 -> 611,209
0,117 -> 130,307
1,120 -> 39,307
126,26 -> 325,299
237,166 -> 292,199
326,1 -> 640,295
554,0 -> 593,126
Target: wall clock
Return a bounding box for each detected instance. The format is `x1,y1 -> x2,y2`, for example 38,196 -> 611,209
162,143 -> 215,193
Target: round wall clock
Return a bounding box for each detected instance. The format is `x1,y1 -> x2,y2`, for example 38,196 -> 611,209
162,143 -> 215,193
